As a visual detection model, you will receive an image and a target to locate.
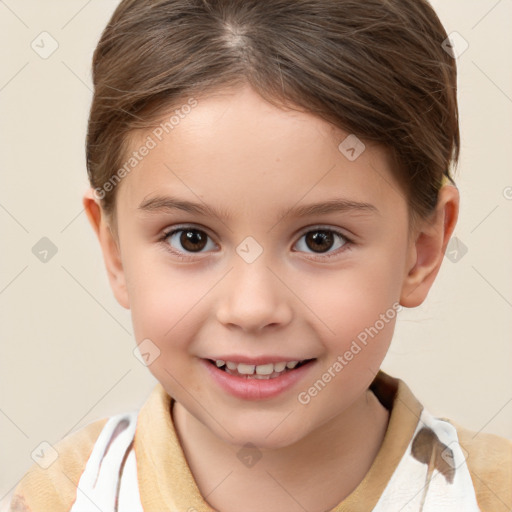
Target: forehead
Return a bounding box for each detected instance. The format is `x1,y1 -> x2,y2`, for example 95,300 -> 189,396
117,85 -> 405,219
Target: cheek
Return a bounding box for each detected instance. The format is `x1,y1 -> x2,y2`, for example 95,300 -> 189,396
292,242 -> 405,367
125,259 -> 207,396
298,262 -> 403,340
122,250 -> 195,345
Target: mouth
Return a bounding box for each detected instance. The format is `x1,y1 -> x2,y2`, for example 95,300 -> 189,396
202,356 -> 317,400
206,358 -> 315,379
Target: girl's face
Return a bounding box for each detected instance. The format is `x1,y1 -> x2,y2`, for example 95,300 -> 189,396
110,84 -> 416,448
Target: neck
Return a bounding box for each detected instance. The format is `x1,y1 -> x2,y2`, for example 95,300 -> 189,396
173,389 -> 389,512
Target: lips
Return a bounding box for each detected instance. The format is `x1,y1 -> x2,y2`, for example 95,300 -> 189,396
202,357 -> 316,400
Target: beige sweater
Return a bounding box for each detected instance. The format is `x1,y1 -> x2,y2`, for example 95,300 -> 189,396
8,371 -> 512,511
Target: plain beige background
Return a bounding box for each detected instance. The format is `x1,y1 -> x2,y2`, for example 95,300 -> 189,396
1,0 -> 511,506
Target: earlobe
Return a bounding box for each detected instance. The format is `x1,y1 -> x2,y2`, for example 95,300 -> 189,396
82,188 -> 130,309
400,185 -> 459,308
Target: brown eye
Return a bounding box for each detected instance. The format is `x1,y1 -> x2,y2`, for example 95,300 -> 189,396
304,230 -> 335,253
165,228 -> 214,253
295,228 -> 349,256
180,229 -> 207,251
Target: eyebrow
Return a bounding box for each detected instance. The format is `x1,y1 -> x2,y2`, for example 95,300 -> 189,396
138,195 -> 379,220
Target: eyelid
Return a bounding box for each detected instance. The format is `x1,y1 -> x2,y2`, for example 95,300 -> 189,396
161,223 -> 217,240
295,224 -> 353,240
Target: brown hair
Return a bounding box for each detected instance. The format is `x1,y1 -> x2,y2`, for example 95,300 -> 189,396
87,0 -> 459,229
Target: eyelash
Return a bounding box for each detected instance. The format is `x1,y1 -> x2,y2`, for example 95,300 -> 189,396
159,224 -> 354,262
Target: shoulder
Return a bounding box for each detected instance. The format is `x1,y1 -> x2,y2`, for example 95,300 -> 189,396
448,420 -> 512,512
9,417 -> 108,512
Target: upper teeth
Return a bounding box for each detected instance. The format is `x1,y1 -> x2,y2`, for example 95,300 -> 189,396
216,360 -> 299,375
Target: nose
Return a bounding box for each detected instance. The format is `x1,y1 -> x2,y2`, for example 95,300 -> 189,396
215,255 -> 293,333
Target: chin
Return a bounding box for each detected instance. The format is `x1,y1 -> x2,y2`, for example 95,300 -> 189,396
213,413 -> 309,450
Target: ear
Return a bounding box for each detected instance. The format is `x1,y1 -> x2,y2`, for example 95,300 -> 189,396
400,185 -> 459,308
83,188 -> 130,309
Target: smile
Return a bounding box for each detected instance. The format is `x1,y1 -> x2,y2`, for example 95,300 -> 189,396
203,357 -> 317,400
209,359 -> 311,379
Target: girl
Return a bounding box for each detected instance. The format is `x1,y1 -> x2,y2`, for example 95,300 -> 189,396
10,1 -> 511,511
